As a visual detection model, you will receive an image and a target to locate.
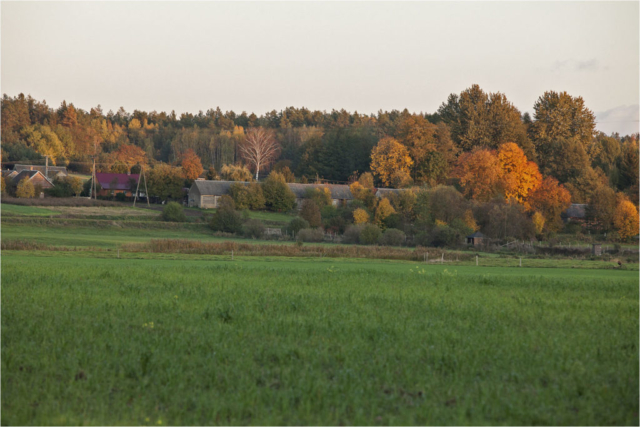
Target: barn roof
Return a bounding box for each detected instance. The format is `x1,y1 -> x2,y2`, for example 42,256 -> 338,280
14,164 -> 68,178
467,231 -> 485,238
13,170 -> 54,186
96,173 -> 140,190
287,183 -> 353,200
565,203 -> 587,219
191,180 -> 249,196
375,188 -> 405,198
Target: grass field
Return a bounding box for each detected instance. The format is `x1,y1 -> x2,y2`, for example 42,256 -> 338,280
2,252 -> 638,425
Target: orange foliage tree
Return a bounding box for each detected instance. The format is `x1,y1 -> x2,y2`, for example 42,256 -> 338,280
527,176 -> 571,232
613,198 -> 639,240
114,144 -> 147,172
370,137 -> 413,187
180,149 -> 204,180
497,142 -> 542,207
453,148 -> 503,201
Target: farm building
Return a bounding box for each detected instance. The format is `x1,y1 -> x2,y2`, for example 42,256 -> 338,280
466,231 -> 484,246
564,203 -> 587,223
14,164 -> 68,180
287,183 -> 353,208
12,170 -> 55,197
2,170 -> 18,180
188,180 -> 249,208
95,172 -> 140,197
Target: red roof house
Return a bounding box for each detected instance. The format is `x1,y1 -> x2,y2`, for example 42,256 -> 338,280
95,172 -> 139,196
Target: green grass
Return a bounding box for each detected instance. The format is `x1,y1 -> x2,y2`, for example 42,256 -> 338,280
2,253 -> 638,425
1,204 -> 61,216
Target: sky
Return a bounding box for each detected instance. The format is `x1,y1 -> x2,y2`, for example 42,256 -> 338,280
2,1 -> 639,135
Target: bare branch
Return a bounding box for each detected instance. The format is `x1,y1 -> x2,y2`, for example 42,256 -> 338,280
238,127 -> 280,180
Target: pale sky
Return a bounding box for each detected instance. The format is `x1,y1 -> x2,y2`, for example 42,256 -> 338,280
2,1 -> 639,135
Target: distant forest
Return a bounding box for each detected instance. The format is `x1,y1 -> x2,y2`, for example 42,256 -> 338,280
2,85 -> 638,206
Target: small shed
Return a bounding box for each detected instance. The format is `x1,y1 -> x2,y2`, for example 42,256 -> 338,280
466,231 -> 484,246
591,244 -> 602,256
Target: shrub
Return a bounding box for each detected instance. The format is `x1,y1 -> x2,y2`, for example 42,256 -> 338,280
217,195 -> 236,211
161,202 -> 187,222
210,208 -> 243,234
220,164 -> 253,182
343,225 -> 364,244
360,224 -> 382,245
262,172 -> 296,212
16,179 -> 35,198
296,228 -> 324,243
353,208 -> 369,225
305,187 -> 332,208
300,199 -> 322,228
115,192 -> 127,202
229,182 -> 265,210
285,217 -> 310,236
243,219 -> 265,239
428,225 -> 462,248
379,228 -> 406,246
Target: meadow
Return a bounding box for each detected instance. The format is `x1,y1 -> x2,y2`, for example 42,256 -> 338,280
2,252 -> 638,425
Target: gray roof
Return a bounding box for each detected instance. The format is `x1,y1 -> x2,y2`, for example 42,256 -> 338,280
375,188 -> 405,198
467,231 -> 484,238
287,183 -> 353,200
13,170 -> 54,186
565,203 -> 586,219
14,164 -> 67,178
190,180 -> 249,196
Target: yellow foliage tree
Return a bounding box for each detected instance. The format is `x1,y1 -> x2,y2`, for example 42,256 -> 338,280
353,208 -> 370,225
374,198 -> 396,226
370,137 -> 413,187
16,179 -> 35,198
613,198 -> 639,240
453,148 -> 503,201
532,211 -> 545,235
497,142 -> 542,207
462,209 -> 479,232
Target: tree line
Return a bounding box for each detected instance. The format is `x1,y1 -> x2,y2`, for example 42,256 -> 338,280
1,85 -> 638,240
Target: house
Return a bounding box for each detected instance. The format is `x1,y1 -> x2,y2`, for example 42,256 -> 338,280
188,180 -> 249,208
2,170 -> 18,180
95,172 -> 140,197
14,164 -> 68,180
12,170 -> 55,197
564,203 -> 587,222
287,183 -> 353,208
466,231 -> 484,246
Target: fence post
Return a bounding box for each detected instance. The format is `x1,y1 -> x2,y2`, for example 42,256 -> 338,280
476,255 -> 478,266
441,253 -> 444,264
232,250 -> 234,261
117,249 -> 120,259
519,257 -> 522,267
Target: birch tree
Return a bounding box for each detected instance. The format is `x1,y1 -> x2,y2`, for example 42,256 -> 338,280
238,127 -> 280,180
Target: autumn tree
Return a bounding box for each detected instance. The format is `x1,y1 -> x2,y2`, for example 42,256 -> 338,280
238,127 -> 280,180
453,148 -> 503,201
370,137 -> 413,187
613,198 -> 639,240
300,199 -> 322,228
262,171 -> 296,212
497,142 -> 542,207
374,197 -> 396,227
585,186 -> 617,232
527,176 -> 571,232
147,164 -> 185,201
180,149 -> 204,181
353,208 -> 370,225
438,85 -> 533,156
220,164 -> 253,182
16,179 -> 35,198
531,91 -> 596,148
114,144 -> 147,172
